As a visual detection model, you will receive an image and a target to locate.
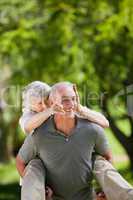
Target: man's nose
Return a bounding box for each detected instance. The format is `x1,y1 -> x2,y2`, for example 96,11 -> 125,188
42,102 -> 46,109
66,100 -> 74,107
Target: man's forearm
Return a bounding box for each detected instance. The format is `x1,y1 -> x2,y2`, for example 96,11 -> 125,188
16,155 -> 26,177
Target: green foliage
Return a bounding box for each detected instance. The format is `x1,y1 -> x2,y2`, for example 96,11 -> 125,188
0,0 -> 132,88
0,160 -> 19,184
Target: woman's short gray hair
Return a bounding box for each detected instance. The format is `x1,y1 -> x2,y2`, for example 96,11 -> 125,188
22,81 -> 51,112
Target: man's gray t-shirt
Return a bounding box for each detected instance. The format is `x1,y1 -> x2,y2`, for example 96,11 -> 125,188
18,116 -> 109,200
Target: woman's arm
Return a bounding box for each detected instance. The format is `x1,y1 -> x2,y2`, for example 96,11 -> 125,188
77,105 -> 109,128
23,108 -> 53,134
20,104 -> 64,134
73,84 -> 109,128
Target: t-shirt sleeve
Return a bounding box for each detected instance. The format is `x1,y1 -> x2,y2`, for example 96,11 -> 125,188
93,124 -> 110,155
18,135 -> 37,164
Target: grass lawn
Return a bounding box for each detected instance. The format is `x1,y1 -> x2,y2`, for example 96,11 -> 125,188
0,160 -> 20,200
0,157 -> 133,200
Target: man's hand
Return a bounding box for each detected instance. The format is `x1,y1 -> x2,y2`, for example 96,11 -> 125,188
45,186 -> 53,200
96,191 -> 107,200
103,151 -> 113,163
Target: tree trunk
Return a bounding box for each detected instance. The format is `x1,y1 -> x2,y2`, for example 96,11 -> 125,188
0,128 -> 11,162
0,111 -> 12,163
102,96 -> 133,170
125,137 -> 133,171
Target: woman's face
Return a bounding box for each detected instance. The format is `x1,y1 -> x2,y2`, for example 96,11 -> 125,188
30,97 -> 47,112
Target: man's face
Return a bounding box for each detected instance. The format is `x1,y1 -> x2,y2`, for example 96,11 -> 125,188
59,87 -> 77,114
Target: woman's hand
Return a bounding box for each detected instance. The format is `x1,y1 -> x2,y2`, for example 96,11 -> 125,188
51,103 -> 64,114
73,84 -> 82,113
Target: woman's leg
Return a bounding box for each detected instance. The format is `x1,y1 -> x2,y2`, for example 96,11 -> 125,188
21,158 -> 46,200
93,155 -> 133,200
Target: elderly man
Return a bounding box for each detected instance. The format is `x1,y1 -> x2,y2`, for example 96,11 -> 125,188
16,82 -> 112,200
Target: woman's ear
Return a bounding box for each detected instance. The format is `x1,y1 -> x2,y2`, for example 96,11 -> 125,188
44,99 -> 50,107
47,97 -> 53,107
48,92 -> 53,105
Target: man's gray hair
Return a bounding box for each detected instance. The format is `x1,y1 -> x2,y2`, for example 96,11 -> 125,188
51,81 -> 73,92
22,81 -> 51,113
49,82 -> 73,102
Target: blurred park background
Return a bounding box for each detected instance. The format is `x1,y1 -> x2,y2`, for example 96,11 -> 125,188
0,0 -> 133,199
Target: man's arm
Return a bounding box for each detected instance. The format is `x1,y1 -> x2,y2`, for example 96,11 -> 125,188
16,135 -> 37,177
16,155 -> 26,177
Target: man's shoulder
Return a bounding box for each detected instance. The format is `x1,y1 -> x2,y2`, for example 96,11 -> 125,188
77,117 -> 95,127
77,117 -> 104,133
33,116 -> 53,135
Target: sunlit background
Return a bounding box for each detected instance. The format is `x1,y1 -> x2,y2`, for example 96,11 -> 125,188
0,0 -> 133,199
